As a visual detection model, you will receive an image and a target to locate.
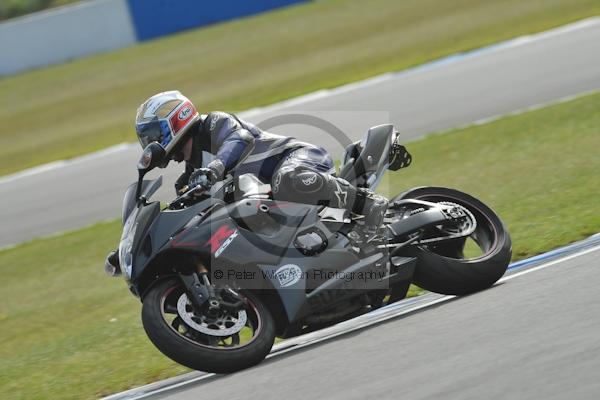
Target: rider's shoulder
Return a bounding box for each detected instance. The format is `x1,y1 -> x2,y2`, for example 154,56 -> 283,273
203,111 -> 240,133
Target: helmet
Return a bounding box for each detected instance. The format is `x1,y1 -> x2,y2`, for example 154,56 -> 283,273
135,91 -> 200,161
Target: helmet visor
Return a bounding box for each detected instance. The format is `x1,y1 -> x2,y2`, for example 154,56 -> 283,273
136,120 -> 169,148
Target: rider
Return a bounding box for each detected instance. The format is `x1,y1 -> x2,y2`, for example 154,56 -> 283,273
106,90 -> 397,274
135,91 -> 391,230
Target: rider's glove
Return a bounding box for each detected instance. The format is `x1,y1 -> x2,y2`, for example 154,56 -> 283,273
189,160 -> 225,191
189,168 -> 216,190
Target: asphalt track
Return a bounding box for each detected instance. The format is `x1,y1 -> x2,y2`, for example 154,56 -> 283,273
1,18 -> 600,247
105,238 -> 600,400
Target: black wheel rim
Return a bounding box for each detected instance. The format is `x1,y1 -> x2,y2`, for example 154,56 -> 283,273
159,283 -> 263,350
411,193 -> 500,261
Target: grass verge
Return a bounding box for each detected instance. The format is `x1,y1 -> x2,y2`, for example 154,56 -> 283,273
0,0 -> 79,21
1,92 -> 599,399
2,0 -> 600,176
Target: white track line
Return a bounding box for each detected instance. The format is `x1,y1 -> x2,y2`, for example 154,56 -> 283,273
271,244 -> 600,355
0,142 -> 135,185
241,16 -> 600,118
2,17 -> 599,186
458,89 -> 600,131
412,89 -> 600,143
498,245 -> 600,282
102,241 -> 600,400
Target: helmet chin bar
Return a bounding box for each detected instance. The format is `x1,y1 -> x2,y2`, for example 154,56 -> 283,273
166,135 -> 193,165
181,137 -> 194,162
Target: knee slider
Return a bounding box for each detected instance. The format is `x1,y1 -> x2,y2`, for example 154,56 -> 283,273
292,170 -> 325,194
272,167 -> 328,204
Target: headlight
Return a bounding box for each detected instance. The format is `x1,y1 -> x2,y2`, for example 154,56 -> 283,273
119,208 -> 139,279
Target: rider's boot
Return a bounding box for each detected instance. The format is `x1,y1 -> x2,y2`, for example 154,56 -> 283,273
352,188 -> 389,237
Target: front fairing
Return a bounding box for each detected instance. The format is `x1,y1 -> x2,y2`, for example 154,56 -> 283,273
124,202 -> 224,288
121,176 -> 238,286
120,176 -> 164,282
119,201 -> 161,281
122,176 -> 163,224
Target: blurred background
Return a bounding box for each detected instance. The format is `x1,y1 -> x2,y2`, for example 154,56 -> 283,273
0,0 -> 599,399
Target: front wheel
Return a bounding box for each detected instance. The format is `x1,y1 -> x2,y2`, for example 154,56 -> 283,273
142,278 -> 276,373
392,187 -> 512,295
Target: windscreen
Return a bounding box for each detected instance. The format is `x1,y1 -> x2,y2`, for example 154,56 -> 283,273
121,177 -> 163,223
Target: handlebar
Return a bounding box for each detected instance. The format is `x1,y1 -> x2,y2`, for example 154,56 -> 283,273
167,184 -> 207,209
165,174 -> 234,210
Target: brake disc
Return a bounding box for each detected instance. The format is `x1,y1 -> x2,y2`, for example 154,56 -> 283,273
177,294 -> 247,337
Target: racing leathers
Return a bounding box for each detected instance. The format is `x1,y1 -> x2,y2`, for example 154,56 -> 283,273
176,112 -> 388,232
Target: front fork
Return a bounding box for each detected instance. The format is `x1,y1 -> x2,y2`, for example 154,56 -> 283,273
178,270 -> 213,311
178,263 -> 246,315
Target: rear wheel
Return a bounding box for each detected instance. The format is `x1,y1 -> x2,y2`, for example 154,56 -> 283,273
392,187 -> 511,295
142,278 -> 275,373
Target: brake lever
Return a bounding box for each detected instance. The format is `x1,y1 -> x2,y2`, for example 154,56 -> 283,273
168,184 -> 206,209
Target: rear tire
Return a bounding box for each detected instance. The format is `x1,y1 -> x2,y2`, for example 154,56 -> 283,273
393,187 -> 512,295
142,278 -> 276,373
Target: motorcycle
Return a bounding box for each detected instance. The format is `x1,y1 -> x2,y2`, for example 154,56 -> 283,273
106,124 -> 511,373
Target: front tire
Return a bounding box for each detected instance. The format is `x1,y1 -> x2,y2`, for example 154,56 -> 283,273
393,187 -> 512,295
142,278 -> 276,373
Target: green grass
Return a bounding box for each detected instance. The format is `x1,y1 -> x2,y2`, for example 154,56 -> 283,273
0,221 -> 190,399
1,91 -> 599,399
378,93 -> 600,258
0,0 -> 81,21
1,0 -> 600,176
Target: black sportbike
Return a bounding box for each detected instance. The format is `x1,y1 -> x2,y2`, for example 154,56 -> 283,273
107,124 -> 511,373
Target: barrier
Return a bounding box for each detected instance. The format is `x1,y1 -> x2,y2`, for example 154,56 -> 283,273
126,0 -> 308,41
0,0 -> 308,76
0,0 -> 136,76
